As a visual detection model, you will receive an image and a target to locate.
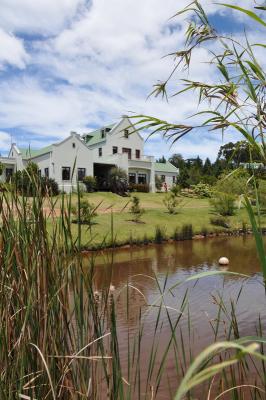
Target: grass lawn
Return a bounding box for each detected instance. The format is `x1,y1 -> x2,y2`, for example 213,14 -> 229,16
46,192 -> 266,249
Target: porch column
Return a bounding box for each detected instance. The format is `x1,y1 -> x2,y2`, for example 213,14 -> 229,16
150,157 -> 156,193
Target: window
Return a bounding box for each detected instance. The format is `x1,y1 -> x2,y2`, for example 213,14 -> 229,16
136,149 -> 140,159
138,173 -> 146,184
128,173 -> 136,184
72,143 -> 76,148
38,170 -> 41,177
78,168 -> 86,181
99,148 -> 102,157
113,146 -> 118,154
173,176 -> 176,184
44,168 -> 49,178
62,167 -> 71,181
161,175 -> 165,182
124,129 -> 129,138
101,129 -> 105,139
122,147 -> 131,160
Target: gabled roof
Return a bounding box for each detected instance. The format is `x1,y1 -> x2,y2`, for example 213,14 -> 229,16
155,161 -> 179,173
18,145 -> 53,159
84,124 -> 116,146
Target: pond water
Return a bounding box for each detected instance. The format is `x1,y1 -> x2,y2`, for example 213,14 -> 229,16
92,236 -> 266,399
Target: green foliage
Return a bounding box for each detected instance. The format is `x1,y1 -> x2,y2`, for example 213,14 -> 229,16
210,216 -> 230,228
170,184 -> 181,196
0,161 -> 4,176
258,180 -> 266,210
129,195 -> 145,222
83,175 -> 97,192
163,192 -> 185,214
210,192 -> 236,216
155,174 -> 163,191
191,182 -> 212,198
129,183 -> 149,192
215,169 -> 251,196
156,155 -> 166,163
71,199 -> 97,225
181,224 -> 193,240
218,140 -> 261,164
109,167 -> 128,196
13,162 -> 59,196
154,225 -> 166,243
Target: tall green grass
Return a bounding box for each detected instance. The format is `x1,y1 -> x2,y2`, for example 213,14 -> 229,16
0,182 -> 266,399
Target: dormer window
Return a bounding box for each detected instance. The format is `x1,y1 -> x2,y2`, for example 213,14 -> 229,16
124,129 -> 129,138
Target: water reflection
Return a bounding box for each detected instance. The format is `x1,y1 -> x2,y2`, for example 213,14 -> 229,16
88,236 -> 266,398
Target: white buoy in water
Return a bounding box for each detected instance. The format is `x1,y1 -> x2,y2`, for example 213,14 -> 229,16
219,257 -> 229,265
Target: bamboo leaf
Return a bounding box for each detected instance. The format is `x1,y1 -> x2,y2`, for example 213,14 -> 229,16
218,4 -> 266,27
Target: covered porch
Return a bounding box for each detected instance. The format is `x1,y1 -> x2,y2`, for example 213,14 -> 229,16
93,162 -> 116,190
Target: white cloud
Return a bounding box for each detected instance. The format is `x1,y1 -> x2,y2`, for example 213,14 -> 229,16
0,28 -> 29,69
0,0 -> 84,36
0,0 -> 262,159
0,131 -> 12,153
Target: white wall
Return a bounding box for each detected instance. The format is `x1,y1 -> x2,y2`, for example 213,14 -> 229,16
155,171 -> 179,190
90,117 -> 144,163
8,144 -> 25,170
51,133 -> 93,192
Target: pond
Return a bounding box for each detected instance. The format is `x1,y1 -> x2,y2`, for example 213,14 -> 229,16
91,236 -> 266,399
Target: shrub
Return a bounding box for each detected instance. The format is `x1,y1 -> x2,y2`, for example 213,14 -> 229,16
83,176 -> 97,192
173,227 -> 180,241
129,196 -> 145,222
155,174 -> 163,191
210,192 -> 236,216
129,183 -> 149,193
258,180 -> 266,211
170,184 -> 181,196
215,169 -> 251,196
181,224 -> 193,240
41,178 -> 59,196
13,162 -> 59,196
71,199 -> 97,225
0,162 -> 4,176
210,217 -> 230,228
191,182 -> 212,198
109,167 -> 128,196
154,225 -> 166,243
163,192 -> 185,214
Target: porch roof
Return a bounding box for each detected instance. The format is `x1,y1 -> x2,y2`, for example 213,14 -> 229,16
154,161 -> 178,173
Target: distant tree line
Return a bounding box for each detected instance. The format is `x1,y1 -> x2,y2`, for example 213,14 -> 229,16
156,140 -> 265,188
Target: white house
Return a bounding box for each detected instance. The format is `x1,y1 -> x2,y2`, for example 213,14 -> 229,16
5,116 -> 179,192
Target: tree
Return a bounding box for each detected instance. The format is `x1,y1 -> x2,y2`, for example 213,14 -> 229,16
169,153 -> 185,168
203,158 -> 212,175
218,141 -> 261,165
129,196 -> 145,222
156,155 -> 166,163
155,174 -> 163,191
109,167 -> 128,196
83,176 -> 97,192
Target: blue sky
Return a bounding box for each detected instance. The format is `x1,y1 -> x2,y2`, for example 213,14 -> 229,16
0,0 -> 261,160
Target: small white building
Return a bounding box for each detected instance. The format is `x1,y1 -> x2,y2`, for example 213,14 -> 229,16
5,116 -> 179,192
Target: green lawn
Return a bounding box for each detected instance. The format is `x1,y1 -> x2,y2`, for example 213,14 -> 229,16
49,192 -> 266,249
